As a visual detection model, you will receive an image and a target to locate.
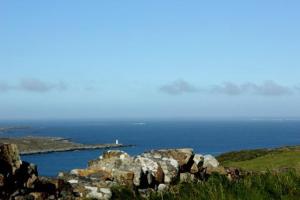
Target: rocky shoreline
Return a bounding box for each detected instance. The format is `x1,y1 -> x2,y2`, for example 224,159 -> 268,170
0,136 -> 133,155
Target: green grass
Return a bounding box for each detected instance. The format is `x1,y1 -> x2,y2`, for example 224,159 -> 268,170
218,146 -> 300,173
112,171 -> 300,200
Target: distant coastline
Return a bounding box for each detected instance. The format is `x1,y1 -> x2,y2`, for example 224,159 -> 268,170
0,136 -> 134,155
0,126 -> 31,133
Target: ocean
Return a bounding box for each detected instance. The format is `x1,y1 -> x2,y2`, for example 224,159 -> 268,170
1,120 -> 300,177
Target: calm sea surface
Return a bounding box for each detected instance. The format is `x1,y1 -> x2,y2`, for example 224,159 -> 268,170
1,120 -> 300,176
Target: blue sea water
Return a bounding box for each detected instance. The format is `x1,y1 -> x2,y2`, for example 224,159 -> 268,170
1,120 -> 300,177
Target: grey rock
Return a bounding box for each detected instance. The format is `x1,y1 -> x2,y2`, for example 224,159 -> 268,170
193,154 -> 204,166
180,173 -> 195,183
144,148 -> 194,170
0,143 -> 22,175
135,156 -> 164,185
157,184 -> 168,192
87,150 -> 141,186
85,186 -> 104,199
203,155 -> 219,168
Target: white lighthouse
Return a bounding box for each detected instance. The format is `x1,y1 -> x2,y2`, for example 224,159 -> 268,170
116,139 -> 119,145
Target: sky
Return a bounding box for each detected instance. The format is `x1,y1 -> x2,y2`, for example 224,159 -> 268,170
0,0 -> 300,119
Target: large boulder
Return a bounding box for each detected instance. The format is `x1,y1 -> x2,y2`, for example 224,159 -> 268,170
89,150 -> 133,169
111,169 -> 135,186
201,155 -> 225,176
156,158 -> 179,184
203,155 -> 219,168
102,150 -> 130,160
85,186 -> 112,200
87,150 -> 142,187
143,148 -> 193,172
190,154 -> 204,174
140,153 -> 179,184
0,143 -> 22,175
0,143 -> 77,200
135,156 -> 164,186
0,143 -> 24,197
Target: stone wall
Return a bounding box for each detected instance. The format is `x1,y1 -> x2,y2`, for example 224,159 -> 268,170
60,148 -> 232,200
0,143 -> 242,200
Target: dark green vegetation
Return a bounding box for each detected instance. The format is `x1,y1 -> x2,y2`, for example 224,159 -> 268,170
112,145 -> 300,200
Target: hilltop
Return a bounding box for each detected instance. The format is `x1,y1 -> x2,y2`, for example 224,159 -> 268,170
217,145 -> 300,173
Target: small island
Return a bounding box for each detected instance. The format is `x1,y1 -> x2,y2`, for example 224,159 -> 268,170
0,136 -> 133,155
0,126 -> 31,133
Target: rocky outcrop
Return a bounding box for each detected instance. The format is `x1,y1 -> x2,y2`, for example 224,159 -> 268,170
0,143 -> 22,175
0,143 -> 77,200
0,143 -> 244,200
61,148 -> 227,199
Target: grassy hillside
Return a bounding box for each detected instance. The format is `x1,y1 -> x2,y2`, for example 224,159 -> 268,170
217,145 -> 300,173
111,145 -> 300,200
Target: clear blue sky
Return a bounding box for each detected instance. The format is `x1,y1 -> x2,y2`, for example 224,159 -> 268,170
0,0 -> 300,119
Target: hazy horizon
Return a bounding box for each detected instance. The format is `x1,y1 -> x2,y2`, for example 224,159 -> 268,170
1,1 -> 300,119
